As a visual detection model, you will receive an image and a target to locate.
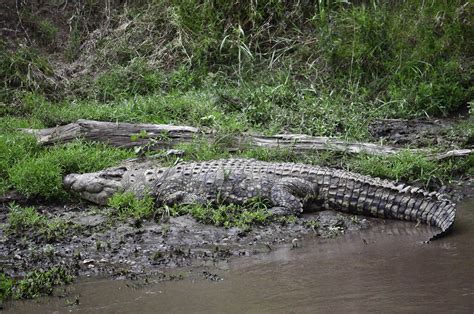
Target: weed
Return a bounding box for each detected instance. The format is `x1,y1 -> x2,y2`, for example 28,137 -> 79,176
13,267 -> 74,300
0,42 -> 55,101
276,215 -> 298,225
93,59 -> 164,101
349,150 -> 442,186
152,251 -> 163,262
9,155 -> 65,199
108,191 -> 155,220
0,266 -> 74,302
6,203 -> 40,228
66,26 -> 82,61
172,198 -> 272,231
0,273 -> 14,303
7,203 -> 74,242
5,141 -> 133,200
304,219 -> 320,231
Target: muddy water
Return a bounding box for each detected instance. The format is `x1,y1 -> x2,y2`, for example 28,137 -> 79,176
6,200 -> 474,313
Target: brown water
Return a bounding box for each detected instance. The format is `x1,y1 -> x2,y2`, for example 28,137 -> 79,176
6,200 -> 474,314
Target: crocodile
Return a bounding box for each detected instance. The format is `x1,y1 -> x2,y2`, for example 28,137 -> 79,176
63,158 -> 456,240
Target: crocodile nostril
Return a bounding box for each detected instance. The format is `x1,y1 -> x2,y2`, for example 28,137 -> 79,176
63,174 -> 77,189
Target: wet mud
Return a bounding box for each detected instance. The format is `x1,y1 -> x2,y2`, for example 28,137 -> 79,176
4,199 -> 473,313
0,203 -> 372,280
368,118 -> 472,147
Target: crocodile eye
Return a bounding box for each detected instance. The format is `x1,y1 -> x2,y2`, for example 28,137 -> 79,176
100,167 -> 127,181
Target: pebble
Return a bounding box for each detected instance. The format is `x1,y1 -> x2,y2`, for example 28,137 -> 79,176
291,238 -> 299,248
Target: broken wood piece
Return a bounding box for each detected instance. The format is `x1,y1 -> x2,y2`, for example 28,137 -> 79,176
21,119 -> 203,148
20,120 -> 472,160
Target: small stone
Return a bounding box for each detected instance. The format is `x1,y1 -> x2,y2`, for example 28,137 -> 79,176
291,238 -> 299,248
82,258 -> 95,265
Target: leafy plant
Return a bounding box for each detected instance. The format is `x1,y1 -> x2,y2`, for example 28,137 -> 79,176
9,155 -> 64,199
14,267 -> 74,300
108,191 -> 155,220
171,197 -> 272,231
7,203 -> 73,242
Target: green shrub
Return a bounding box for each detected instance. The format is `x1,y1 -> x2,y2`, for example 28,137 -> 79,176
349,151 -> 441,186
14,267 -> 74,300
7,141 -> 133,200
108,191 -> 155,219
9,155 -> 64,199
6,203 -> 72,242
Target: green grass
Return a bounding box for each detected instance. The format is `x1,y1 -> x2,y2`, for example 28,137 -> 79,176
170,198 -> 272,231
108,191 -> 156,220
0,0 -> 472,202
6,203 -> 76,242
0,273 -> 14,304
349,150 -> 474,187
0,267 -> 74,302
1,138 -> 133,200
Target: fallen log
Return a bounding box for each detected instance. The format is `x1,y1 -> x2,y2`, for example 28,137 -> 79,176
21,119 -> 202,149
21,120 -> 472,159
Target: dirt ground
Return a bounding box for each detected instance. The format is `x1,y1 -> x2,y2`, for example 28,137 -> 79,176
0,201 -> 374,280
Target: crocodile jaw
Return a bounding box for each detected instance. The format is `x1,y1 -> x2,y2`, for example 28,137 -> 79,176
64,167 -> 129,205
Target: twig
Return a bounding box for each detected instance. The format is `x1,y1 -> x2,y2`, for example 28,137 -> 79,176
16,0 -> 31,44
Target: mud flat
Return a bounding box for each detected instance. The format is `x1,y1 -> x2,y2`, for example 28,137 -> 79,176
2,198 -> 472,313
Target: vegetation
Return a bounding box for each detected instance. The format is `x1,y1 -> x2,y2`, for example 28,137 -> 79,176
0,267 -> 73,302
1,134 -> 133,199
0,1 -> 471,302
0,2 -> 471,207
108,191 -> 156,220
170,198 -> 273,231
6,203 -> 77,242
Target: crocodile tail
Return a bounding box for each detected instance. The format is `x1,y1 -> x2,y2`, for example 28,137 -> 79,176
427,200 -> 456,241
385,189 -> 457,242
310,169 -> 457,241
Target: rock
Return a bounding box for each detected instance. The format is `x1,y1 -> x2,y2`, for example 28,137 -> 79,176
82,258 -> 95,265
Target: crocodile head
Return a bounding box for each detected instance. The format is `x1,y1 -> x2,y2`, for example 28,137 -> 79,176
63,165 -> 160,205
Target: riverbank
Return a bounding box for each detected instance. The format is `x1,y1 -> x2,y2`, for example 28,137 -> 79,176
0,0 -> 472,306
4,198 -> 473,313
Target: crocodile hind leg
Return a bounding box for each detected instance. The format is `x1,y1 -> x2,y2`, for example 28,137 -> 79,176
270,178 -> 317,216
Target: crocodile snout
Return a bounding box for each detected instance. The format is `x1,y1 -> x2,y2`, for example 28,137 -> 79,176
63,174 -> 78,190
63,171 -> 124,205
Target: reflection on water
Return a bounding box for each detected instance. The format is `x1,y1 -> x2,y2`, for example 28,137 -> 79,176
6,200 -> 474,314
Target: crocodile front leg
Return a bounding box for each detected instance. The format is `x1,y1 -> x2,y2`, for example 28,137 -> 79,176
269,177 -> 317,216
162,191 -> 207,207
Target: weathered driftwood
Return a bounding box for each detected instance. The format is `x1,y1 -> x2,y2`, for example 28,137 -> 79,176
21,120 -> 472,159
432,149 -> 473,161
22,119 -> 201,149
